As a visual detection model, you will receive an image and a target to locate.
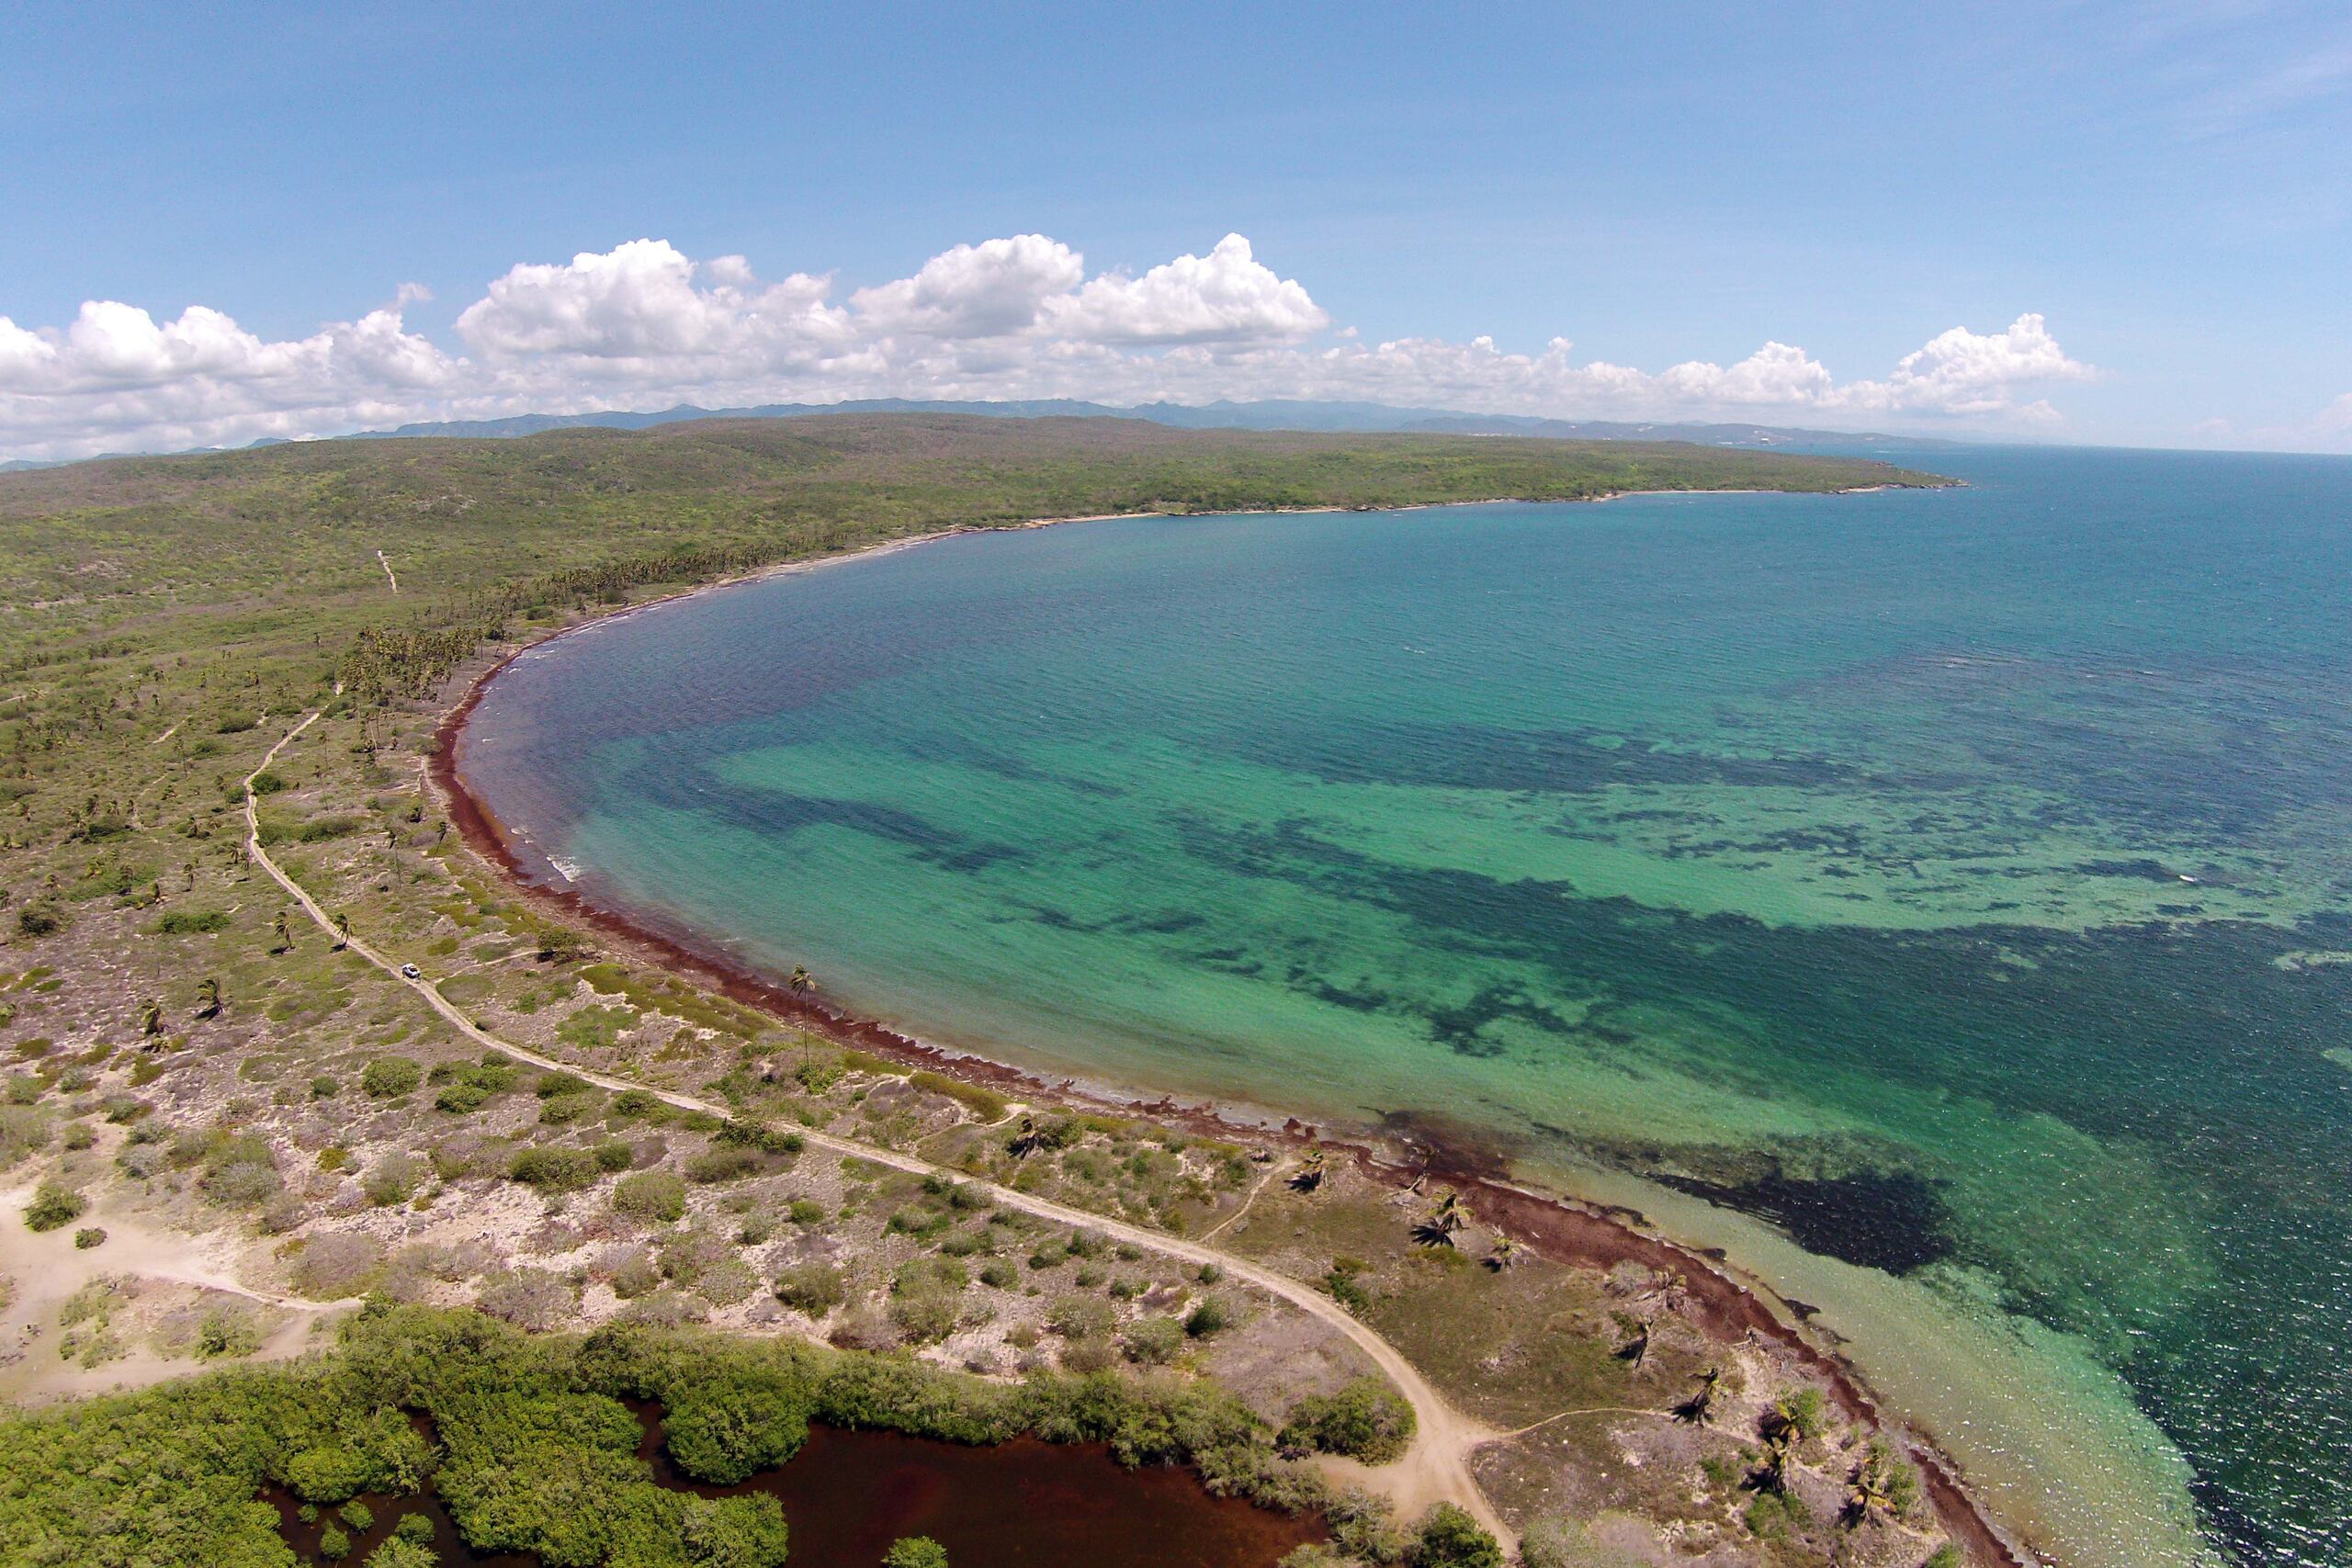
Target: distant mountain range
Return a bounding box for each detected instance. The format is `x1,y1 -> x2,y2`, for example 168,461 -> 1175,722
0,398 -> 1950,473
339,397 -> 1947,450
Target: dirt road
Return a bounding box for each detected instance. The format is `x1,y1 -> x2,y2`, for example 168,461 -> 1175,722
243,713 -> 1511,1541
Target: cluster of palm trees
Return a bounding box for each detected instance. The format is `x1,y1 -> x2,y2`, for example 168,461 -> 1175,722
1282,1147 -> 1532,1271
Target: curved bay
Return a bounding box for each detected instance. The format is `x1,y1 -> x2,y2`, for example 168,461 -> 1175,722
459,446 -> 2352,1568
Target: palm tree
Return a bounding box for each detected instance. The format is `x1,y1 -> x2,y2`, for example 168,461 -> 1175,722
1487,1234 -> 1522,1270
787,964 -> 815,1002
1845,1441 -> 1905,1529
334,912 -> 351,950
271,908 -> 292,953
1758,1422 -> 1797,1495
1618,1314 -> 1653,1371
139,998 -> 163,1037
1676,1366 -> 1722,1426
1290,1146 -> 1328,1192
1009,1115 -> 1044,1159
1412,1189 -> 1470,1247
196,976 -> 222,1019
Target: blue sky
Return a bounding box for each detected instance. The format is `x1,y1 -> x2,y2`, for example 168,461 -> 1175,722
3,1 -> 2347,458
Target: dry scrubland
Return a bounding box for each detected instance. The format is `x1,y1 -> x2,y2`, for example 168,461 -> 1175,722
0,416 -> 1968,1567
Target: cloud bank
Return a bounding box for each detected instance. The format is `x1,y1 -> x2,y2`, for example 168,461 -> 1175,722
0,233 -> 2096,461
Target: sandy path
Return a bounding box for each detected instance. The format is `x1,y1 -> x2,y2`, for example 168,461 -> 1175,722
244,713 -> 1512,1542
0,1179 -> 355,1404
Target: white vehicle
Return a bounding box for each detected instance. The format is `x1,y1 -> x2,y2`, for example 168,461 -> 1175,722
399,962 -> 422,979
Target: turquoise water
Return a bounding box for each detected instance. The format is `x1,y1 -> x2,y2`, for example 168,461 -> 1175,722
458,447 -> 2352,1566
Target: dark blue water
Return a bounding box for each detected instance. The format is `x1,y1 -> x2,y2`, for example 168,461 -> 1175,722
460,446 -> 2352,1565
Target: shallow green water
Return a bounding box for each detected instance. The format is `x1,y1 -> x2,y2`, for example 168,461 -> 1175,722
458,446 -> 2352,1566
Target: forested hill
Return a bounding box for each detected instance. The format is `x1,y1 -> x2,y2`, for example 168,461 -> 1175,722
0,413 -> 1946,610
0,412 -> 1949,711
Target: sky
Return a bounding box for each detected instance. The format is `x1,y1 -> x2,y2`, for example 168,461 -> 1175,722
2,1 -> 2348,462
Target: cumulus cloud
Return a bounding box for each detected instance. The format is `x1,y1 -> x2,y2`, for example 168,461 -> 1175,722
0,233 -> 2098,462
456,238 -> 848,365
0,295 -> 454,459
850,234 -> 1085,338
1838,313 -> 2094,415
1045,233 -> 1328,344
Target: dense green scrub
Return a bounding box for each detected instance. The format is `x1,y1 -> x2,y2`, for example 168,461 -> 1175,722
0,1303 -> 1358,1568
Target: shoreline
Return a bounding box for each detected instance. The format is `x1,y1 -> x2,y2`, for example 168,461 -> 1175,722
426,491 -> 2027,1568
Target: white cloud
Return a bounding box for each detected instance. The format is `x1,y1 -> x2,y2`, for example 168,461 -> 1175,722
455,238 -> 848,366
1045,233 -> 1328,344
1838,313 -> 2094,416
849,234 -> 1085,338
0,233 -> 2099,462
0,296 -> 456,459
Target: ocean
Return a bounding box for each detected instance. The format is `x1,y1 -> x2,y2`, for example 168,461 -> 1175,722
456,445 -> 2352,1567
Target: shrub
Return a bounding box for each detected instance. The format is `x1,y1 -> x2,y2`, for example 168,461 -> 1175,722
434,1081 -> 492,1114
883,1540 -> 950,1568
476,1268 -> 578,1331
197,1308 -> 262,1358
289,1233 -> 386,1298
775,1262 -> 847,1314
198,1138 -> 281,1208
1184,1295 -> 1233,1338
1745,1488 -> 1810,1540
507,1146 -> 598,1193
1122,1315 -> 1185,1366
664,1374 -> 812,1484
363,1154 -> 425,1207
538,1093 -> 595,1125
361,1056 -> 423,1098
612,1253 -> 662,1300
594,1140 -> 634,1172
318,1524 -> 351,1561
394,1513 -> 436,1545
684,1145 -> 760,1184
73,1226 -> 107,1249
1046,1294 -> 1114,1340
25,1180 -> 85,1232
1060,1336 -> 1118,1373
152,909 -> 231,935
536,1070 -> 591,1100
1776,1385 -> 1833,1441
339,1500 -> 374,1532
909,1070 -> 1008,1122
609,1088 -> 673,1124
1282,1379 -> 1418,1464
614,1170 -> 687,1224
1410,1504 -> 1503,1568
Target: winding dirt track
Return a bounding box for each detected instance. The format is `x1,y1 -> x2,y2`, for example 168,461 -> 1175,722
244,716 -> 1511,1542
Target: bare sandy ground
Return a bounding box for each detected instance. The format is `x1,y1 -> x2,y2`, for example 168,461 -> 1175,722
0,1179 -> 352,1404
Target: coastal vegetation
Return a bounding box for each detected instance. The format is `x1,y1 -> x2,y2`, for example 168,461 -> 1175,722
0,1301 -> 1363,1566
0,415 -> 1970,1566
